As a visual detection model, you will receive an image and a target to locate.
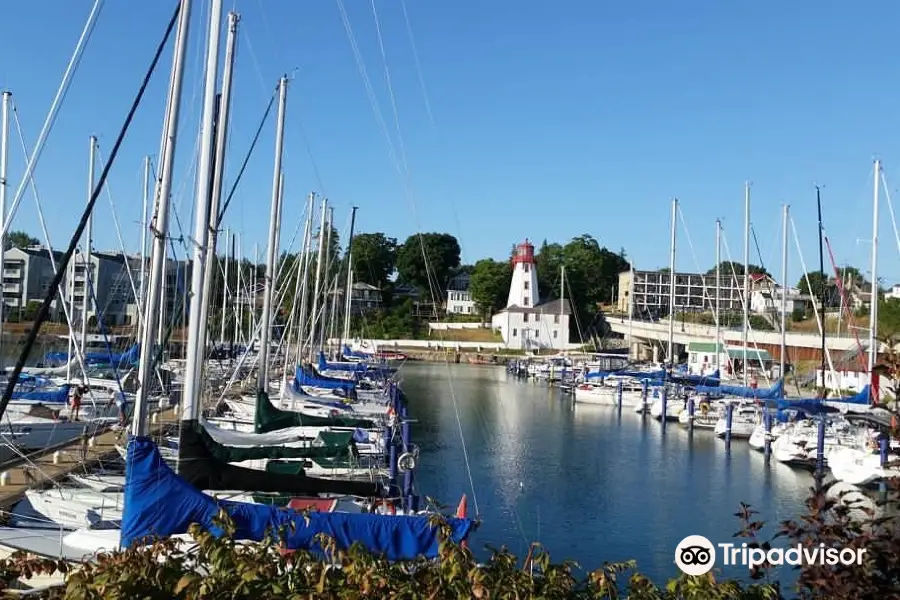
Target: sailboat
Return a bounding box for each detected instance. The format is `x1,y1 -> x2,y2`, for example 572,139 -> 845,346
0,0 -> 477,565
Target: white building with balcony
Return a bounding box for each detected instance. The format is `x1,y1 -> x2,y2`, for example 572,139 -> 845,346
2,246 -> 67,319
446,272 -> 476,315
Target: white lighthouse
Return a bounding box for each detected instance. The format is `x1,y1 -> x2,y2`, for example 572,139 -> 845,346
506,239 -> 539,308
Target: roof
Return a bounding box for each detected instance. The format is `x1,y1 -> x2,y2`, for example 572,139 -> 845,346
7,246 -> 65,261
687,342 -> 725,354
725,346 -> 773,362
497,298 -> 572,315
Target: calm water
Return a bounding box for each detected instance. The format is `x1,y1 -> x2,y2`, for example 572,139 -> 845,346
401,362 -> 813,584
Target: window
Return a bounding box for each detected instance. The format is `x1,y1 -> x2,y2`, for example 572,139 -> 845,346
553,330 -> 558,338
534,313 -> 539,321
524,281 -> 529,290
691,354 -> 697,364
534,329 -> 539,337
524,297 -> 530,306
554,314 -> 560,324
524,263 -> 530,273
523,313 -> 529,323
512,328 -> 517,337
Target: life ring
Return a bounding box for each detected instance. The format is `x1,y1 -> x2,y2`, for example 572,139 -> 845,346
397,452 -> 416,473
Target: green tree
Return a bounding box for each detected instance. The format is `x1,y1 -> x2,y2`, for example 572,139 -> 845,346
5,230 -> 39,250
395,233 -> 461,300
22,300 -> 41,321
348,232 -> 397,288
535,240 -> 564,298
797,271 -> 829,299
468,259 -> 512,318
707,261 -> 768,276
878,297 -> 900,338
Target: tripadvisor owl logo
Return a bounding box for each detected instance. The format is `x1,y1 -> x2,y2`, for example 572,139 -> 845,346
675,534 -> 867,575
674,535 -> 716,576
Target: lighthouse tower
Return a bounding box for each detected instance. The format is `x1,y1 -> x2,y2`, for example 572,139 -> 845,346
507,239 -> 539,308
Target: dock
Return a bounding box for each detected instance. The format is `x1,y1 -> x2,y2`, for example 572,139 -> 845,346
0,408 -> 178,512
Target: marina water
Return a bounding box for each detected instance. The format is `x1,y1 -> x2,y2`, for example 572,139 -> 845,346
403,362 -> 812,584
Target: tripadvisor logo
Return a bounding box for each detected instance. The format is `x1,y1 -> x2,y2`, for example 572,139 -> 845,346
675,535 -> 866,575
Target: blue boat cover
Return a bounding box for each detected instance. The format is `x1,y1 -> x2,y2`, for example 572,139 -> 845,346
12,384 -> 70,403
286,380 -> 356,412
695,377 -> 783,399
296,367 -> 356,391
120,437 -> 475,560
343,345 -> 371,360
43,343 -> 140,368
318,352 -> 368,373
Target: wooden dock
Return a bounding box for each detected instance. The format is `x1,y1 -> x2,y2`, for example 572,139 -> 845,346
0,408 -> 178,512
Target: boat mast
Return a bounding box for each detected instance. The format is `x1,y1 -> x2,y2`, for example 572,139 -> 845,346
257,76 -> 288,392
626,262 -> 634,360
714,219 -> 721,373
779,204 -> 789,380
742,181 -> 750,386
340,206 -> 358,352
219,227 -> 230,345
666,197 -> 676,365
307,196 -> 327,363
317,207 -> 334,352
80,135 -> 97,360
199,10 -> 239,368
868,160 -> 881,397
0,92 -> 9,367
139,155 -> 151,342
181,0 -> 225,425
559,264 -> 565,352
131,0 -> 193,438
295,193 -> 314,364
816,186 -> 826,395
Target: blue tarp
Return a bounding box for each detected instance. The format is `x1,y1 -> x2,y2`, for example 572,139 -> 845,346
296,367 -> 356,392
43,343 -> 140,367
286,380 -> 356,412
342,345 -> 372,360
318,352 -> 367,373
120,437 -> 475,560
695,378 -> 783,399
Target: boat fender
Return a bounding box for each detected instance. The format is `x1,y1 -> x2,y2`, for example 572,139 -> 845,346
700,402 -> 709,415
397,452 -> 416,473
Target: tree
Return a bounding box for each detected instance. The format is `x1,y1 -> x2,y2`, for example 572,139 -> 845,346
797,271 -> 829,300
22,301 -> 40,321
395,233 -> 460,300
348,233 -> 397,288
535,240 -> 564,299
468,259 -> 512,318
706,261 -> 768,276
878,297 -> 900,339
5,230 -> 39,250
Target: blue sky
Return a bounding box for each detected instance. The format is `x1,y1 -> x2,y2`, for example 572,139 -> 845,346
3,1 -> 900,287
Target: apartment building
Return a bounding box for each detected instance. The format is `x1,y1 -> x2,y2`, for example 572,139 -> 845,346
617,269 -> 744,318
2,246 -> 67,319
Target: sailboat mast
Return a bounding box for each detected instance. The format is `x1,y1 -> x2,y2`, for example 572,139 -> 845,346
317,207 -> 334,352
307,197 -> 328,363
666,197 -> 676,364
139,155 -> 150,342
181,0 -> 225,422
714,219 -> 721,373
257,75 -> 288,392
626,262 -> 634,359
816,187 -> 826,394
742,181 -> 750,386
81,136 -> 97,359
340,206 -> 358,350
868,160 -> 881,383
198,10 -> 238,368
779,204 -> 789,379
559,264 -> 565,352
295,193 -> 314,363
132,0 -> 193,438
219,227 -> 230,345
0,92 -> 9,366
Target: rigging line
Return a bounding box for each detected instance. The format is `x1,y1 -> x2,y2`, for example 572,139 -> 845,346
216,86 -> 276,228
0,0 -> 104,240
879,170 -> 900,261
370,0 -> 410,175
9,102 -> 101,411
719,231 -> 771,386
789,216 -> 839,390
94,145 -> 145,330
398,0 -> 434,127
0,2 -> 181,423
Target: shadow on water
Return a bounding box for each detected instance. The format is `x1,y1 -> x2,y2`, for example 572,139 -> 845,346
401,363 -> 814,584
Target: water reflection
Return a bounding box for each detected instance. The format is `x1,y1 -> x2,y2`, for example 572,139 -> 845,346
403,363 -> 813,583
